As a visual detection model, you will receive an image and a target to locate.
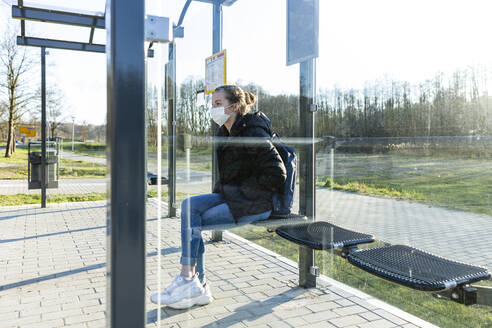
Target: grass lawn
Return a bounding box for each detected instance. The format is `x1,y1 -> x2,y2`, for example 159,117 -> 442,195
0,145 -> 28,164
147,189 -> 193,201
317,152 -> 492,216
1,147 -> 30,179
147,145 -> 212,155
0,192 -> 108,206
0,147 -> 106,179
61,143 -> 106,158
176,154 -> 212,172
0,190 -> 196,207
65,143 -> 212,159
232,225 -> 492,328
147,151 -> 212,172
59,158 -> 106,178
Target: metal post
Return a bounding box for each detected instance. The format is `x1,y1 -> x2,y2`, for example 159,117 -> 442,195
298,58 -> 316,288
56,137 -> 60,181
28,142 -> 30,183
106,0 -> 146,326
167,42 -> 177,217
186,148 -> 190,181
40,47 -> 47,208
212,1 -> 223,55
211,0 -> 223,242
72,117 -> 75,151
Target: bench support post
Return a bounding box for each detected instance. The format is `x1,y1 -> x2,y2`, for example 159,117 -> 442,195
299,245 -> 316,287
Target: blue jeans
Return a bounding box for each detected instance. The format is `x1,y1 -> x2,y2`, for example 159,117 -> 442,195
180,193 -> 271,283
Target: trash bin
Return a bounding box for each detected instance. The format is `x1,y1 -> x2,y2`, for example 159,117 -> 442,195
28,150 -> 59,189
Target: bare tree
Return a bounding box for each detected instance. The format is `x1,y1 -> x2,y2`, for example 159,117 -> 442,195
33,85 -> 67,139
0,27 -> 36,157
0,99 -> 6,118
0,100 -> 7,140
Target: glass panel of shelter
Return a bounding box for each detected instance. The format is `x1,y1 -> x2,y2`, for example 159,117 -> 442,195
145,1 -> 492,328
314,1 -> 492,327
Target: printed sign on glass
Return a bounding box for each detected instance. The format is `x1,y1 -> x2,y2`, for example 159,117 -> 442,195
205,50 -> 227,94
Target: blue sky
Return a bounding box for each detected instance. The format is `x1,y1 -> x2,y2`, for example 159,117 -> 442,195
1,0 -> 492,125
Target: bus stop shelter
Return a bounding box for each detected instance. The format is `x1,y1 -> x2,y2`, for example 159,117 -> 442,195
10,1 -> 491,328
11,0 -> 319,326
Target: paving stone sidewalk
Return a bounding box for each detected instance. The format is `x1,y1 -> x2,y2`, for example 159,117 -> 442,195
0,200 -> 437,328
0,178 -> 211,196
0,179 -> 108,195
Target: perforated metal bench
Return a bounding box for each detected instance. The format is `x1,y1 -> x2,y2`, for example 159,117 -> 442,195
275,221 -> 373,250
275,221 -> 491,304
348,245 -> 490,291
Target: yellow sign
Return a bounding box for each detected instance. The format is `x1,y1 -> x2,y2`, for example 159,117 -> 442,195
19,127 -> 36,137
205,50 -> 227,94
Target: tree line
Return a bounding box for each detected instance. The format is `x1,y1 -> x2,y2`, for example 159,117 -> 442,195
316,67 -> 491,138
146,66 -> 491,148
3,21 -> 490,155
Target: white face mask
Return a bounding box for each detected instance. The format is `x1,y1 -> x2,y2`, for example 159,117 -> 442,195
210,104 -> 234,126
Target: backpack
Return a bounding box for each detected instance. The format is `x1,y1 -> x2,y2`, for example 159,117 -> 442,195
257,112 -> 297,216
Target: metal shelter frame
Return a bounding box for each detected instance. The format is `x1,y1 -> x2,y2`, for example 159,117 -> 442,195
12,2 -> 106,52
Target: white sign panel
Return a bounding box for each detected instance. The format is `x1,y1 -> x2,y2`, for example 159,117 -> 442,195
205,50 -> 227,94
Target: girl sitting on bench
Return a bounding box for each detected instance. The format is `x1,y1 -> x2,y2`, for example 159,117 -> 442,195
151,84 -> 286,309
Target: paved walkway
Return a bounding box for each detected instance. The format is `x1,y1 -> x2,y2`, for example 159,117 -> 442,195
0,179 -> 211,195
0,179 -> 107,195
60,151 -> 106,165
0,200 -> 436,328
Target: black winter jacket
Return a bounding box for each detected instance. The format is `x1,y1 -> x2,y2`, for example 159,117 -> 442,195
213,112 -> 287,222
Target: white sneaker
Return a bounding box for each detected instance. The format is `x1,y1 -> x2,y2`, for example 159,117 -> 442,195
150,274 -> 211,309
198,281 -> 213,306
